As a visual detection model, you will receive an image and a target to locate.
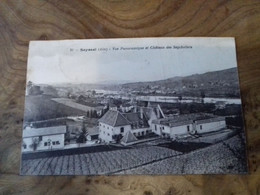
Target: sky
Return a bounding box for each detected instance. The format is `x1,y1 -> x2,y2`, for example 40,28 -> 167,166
27,37 -> 238,84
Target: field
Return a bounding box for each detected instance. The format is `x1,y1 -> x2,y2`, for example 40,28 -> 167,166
119,135 -> 248,174
21,146 -> 181,175
52,98 -> 99,112
24,95 -> 91,122
21,135 -> 247,175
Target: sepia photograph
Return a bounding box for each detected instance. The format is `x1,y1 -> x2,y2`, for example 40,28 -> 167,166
20,38 -> 248,175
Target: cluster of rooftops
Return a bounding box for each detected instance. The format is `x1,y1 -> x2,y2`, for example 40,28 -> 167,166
99,108 -> 225,128
152,113 -> 225,127
98,110 -> 149,128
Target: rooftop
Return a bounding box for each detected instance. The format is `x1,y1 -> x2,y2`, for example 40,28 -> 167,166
152,113 -> 225,127
98,110 -> 130,127
23,125 -> 67,138
99,110 -> 149,128
122,112 -> 150,128
121,130 -> 138,143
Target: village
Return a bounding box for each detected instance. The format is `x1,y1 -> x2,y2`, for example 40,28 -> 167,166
20,38 -> 248,175
21,83 -> 247,175
22,81 -> 241,153
20,63 -> 247,175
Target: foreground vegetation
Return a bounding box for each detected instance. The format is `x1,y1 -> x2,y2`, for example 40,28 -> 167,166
21,135 -> 247,175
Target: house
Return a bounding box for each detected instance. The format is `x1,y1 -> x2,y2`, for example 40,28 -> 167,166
22,125 -> 66,152
108,102 -> 117,111
152,113 -> 226,139
98,109 -> 151,143
86,126 -> 99,141
120,101 -> 133,112
98,104 -> 165,143
215,101 -> 226,109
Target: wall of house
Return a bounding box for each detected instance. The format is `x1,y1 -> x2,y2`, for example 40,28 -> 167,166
132,128 -> 151,137
152,124 -> 161,135
152,119 -> 226,139
98,122 -> 131,143
99,123 -> 114,142
152,123 -> 192,138
148,111 -> 158,127
113,125 -> 131,136
22,134 -> 65,152
196,120 -> 226,134
169,124 -> 192,138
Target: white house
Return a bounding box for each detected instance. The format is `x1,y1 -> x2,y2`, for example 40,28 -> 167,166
152,113 -> 226,139
98,104 -> 165,143
22,125 -> 66,152
120,102 -> 133,112
98,110 -> 149,143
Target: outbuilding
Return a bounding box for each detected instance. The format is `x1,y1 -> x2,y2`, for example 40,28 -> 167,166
152,113 -> 226,139
22,125 -> 66,152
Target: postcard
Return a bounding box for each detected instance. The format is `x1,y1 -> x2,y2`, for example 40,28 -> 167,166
20,37 -> 248,175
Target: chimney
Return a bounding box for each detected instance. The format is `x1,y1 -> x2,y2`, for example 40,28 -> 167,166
140,107 -> 143,119
156,107 -> 160,119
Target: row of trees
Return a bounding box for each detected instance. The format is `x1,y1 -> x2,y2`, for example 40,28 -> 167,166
85,110 -> 98,118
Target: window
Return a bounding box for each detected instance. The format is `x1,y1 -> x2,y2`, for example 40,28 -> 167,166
44,142 -> 48,146
141,131 -> 144,136
108,133 -> 110,136
23,144 -> 27,149
155,125 -> 157,131
120,127 -> 124,133
56,141 -> 60,145
39,136 -> 42,141
187,125 -> 190,132
52,141 -> 56,145
200,125 -> 202,130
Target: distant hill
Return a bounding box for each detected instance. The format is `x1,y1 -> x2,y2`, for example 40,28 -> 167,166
121,68 -> 241,98
40,68 -> 241,98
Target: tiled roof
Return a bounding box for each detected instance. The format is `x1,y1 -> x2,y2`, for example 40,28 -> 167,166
122,112 -> 141,123
98,110 -> 130,127
108,103 -> 117,107
121,130 -> 138,143
152,113 -> 225,127
99,110 -> 150,128
23,126 -> 66,138
140,105 -> 165,120
122,112 -> 150,128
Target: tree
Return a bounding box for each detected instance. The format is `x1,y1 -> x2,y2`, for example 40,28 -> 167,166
86,110 -> 90,117
76,134 -> 86,144
76,122 -> 87,144
178,95 -> 182,102
200,91 -> 205,98
200,91 -> 205,103
112,134 -> 123,143
89,110 -> 94,118
93,110 -> 98,118
30,137 -> 40,151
